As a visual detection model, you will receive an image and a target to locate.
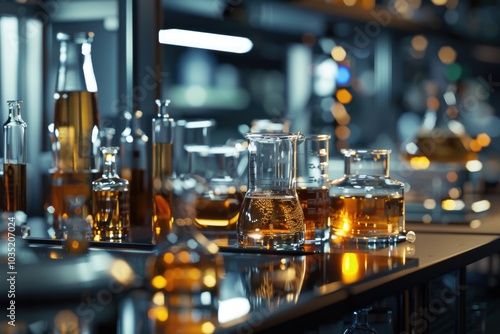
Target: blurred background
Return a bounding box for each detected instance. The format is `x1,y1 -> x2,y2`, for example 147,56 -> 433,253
0,0 -> 499,218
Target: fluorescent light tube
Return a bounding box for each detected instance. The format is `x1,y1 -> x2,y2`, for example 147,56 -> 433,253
159,29 -> 253,54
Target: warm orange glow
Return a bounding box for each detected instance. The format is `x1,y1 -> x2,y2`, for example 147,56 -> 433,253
431,0 -> 447,5
427,96 -> 440,110
409,156 -> 430,170
336,88 -> 353,104
438,46 -> 457,64
469,139 -> 482,152
163,252 -> 174,264
476,133 -> 491,147
360,0 -> 375,10
331,102 -> 351,125
342,253 -> 359,284
331,46 -> 347,62
152,275 -> 167,289
335,125 -> 351,140
411,35 -> 428,51
446,171 -> 458,183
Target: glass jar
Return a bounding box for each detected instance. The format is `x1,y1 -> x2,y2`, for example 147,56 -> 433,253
328,149 -> 405,244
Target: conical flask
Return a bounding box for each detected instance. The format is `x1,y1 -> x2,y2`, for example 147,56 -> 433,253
400,83 -> 477,165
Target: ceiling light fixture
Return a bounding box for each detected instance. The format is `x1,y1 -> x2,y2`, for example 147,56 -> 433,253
159,29 -> 253,54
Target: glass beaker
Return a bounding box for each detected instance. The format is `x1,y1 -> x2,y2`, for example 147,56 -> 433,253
185,145 -> 244,237
328,149 -> 405,245
295,134 -> 331,245
237,132 -> 306,250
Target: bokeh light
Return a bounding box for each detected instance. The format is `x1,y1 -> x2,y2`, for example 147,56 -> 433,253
438,46 -> 457,64
336,65 -> 351,85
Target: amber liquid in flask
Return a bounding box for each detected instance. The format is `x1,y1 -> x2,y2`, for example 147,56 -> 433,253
330,195 -> 404,238
195,191 -> 244,229
152,142 -> 174,242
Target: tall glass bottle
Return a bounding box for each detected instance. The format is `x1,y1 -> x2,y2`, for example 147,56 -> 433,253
49,31 -> 101,238
120,110 -> 149,227
92,147 -> 130,242
151,99 -> 175,244
3,100 -> 27,213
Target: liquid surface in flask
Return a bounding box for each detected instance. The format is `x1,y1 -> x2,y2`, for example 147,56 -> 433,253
330,195 -> 404,238
237,193 -> 305,250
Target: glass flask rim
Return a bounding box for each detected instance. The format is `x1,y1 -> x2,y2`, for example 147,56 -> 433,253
341,148 -> 391,156
184,145 -> 241,157
244,132 -> 306,141
304,133 -> 331,141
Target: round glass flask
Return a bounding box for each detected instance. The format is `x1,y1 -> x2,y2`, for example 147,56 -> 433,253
329,149 -> 405,244
237,132 -> 306,250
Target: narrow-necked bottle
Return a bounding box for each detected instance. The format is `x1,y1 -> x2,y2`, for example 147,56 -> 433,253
92,147 -> 130,242
151,99 -> 175,244
120,110 -> 149,227
3,100 -> 27,213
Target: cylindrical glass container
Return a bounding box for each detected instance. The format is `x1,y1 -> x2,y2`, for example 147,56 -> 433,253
237,132 -> 306,250
185,145 -> 244,236
92,147 -> 130,242
295,134 -> 331,245
151,99 -> 175,244
120,110 -> 149,227
3,100 -> 27,213
328,149 -> 405,244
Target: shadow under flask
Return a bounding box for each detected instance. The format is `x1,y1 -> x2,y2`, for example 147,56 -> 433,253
328,149 -> 405,245
3,100 -> 27,213
237,132 -> 306,250
92,147 -> 130,242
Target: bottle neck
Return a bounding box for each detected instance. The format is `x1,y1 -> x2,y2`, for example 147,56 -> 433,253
344,151 -> 390,177
56,38 -> 97,92
102,152 -> 118,178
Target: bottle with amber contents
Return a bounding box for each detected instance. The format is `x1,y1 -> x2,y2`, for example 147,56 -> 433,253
3,100 -> 27,213
92,147 -> 130,242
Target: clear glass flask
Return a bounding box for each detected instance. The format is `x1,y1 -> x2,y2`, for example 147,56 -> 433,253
237,132 -> 306,250
120,110 -> 149,227
151,99 -> 175,244
3,100 -> 27,213
185,145 -> 244,236
92,147 -> 130,242
329,149 -> 405,245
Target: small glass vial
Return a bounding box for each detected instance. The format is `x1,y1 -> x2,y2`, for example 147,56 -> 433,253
151,99 -> 175,244
120,110 -> 149,227
92,147 -> 130,242
329,149 -> 405,245
3,100 -> 27,213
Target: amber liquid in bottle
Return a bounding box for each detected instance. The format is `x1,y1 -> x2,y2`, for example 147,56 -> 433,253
296,187 -> 329,242
195,191 -> 244,230
50,171 -> 93,233
122,167 -> 148,226
53,91 -> 100,171
152,142 -> 173,243
92,189 -> 130,242
3,164 -> 27,212
237,194 -> 304,249
329,195 -> 404,238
